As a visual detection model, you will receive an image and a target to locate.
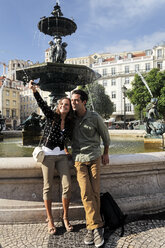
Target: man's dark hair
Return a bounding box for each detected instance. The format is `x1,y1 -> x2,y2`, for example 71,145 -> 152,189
72,89 -> 88,102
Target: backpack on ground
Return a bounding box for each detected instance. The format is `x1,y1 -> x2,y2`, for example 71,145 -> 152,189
100,192 -> 127,236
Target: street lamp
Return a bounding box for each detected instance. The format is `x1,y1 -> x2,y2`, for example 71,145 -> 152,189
121,85 -> 127,129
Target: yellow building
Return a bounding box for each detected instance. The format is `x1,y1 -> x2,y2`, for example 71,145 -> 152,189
45,47 -> 112,67
0,78 -> 21,129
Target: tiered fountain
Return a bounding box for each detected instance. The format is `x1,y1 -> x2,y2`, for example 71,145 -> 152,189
16,2 -> 100,103
16,1 -> 100,145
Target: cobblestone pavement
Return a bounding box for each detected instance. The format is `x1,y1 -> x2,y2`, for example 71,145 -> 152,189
0,219 -> 165,248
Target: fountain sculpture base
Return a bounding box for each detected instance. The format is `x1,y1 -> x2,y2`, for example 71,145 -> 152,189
144,134 -> 163,149
0,133 -> 3,142
22,130 -> 42,146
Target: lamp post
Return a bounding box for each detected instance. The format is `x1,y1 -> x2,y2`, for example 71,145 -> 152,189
121,85 -> 127,129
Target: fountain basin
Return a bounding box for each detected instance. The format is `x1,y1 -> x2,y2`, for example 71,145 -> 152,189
38,16 -> 77,37
16,62 -> 100,98
1,130 -> 164,158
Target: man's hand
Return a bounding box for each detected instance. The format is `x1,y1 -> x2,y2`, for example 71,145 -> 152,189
101,153 -> 109,165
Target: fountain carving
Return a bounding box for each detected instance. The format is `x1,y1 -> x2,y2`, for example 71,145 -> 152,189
20,112 -> 44,145
16,2 -> 100,102
145,98 -> 165,136
136,70 -> 165,137
136,70 -> 165,148
0,111 -> 5,141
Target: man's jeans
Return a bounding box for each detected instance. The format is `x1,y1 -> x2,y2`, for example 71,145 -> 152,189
74,157 -> 104,230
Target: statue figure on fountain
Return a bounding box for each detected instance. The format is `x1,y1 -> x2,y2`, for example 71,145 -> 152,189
0,111 -> 5,141
146,98 -> 159,122
21,112 -> 42,132
136,71 -> 165,136
146,98 -> 165,136
0,111 -> 5,132
49,37 -> 68,63
51,2 -> 63,17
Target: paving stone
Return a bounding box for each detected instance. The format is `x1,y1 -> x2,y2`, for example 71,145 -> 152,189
0,219 -> 165,248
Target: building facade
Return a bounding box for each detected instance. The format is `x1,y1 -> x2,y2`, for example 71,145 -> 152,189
0,77 -> 22,129
0,60 -> 51,129
63,42 -> 165,122
1,42 -> 165,129
20,86 -> 50,124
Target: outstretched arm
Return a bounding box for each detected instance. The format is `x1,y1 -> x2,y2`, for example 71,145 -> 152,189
29,80 -> 54,118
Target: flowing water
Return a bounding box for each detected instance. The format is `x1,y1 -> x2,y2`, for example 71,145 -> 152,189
0,137 -> 163,157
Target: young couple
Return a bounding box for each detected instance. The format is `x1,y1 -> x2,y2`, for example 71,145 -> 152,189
29,81 -> 110,248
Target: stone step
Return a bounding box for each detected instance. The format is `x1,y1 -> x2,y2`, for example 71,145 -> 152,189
0,199 -> 84,224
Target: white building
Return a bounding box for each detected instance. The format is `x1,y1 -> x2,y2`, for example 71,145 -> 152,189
63,42 -> 165,121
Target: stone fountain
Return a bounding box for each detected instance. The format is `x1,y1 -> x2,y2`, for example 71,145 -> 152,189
16,2 -> 100,103
136,70 -> 165,148
16,1 -> 100,145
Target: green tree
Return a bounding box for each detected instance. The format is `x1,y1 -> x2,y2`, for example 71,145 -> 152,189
80,82 -> 114,119
127,68 -> 165,120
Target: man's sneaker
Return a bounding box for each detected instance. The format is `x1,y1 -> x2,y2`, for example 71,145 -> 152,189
93,228 -> 104,248
84,230 -> 94,245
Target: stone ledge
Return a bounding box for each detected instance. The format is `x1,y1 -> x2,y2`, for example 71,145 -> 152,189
0,201 -> 85,224
0,152 -> 165,223
1,152 -> 165,177
109,129 -> 147,138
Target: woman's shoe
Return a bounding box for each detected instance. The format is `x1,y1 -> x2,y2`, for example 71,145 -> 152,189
48,226 -> 56,235
62,217 -> 73,232
47,218 -> 56,235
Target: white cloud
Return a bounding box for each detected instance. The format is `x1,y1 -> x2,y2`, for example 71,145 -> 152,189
102,31 -> 165,53
88,0 -> 165,29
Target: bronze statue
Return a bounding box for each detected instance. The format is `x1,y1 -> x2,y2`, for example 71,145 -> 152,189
0,111 -> 5,132
21,112 -> 42,131
49,36 -> 68,63
146,98 -> 159,122
146,98 -> 165,135
51,2 -> 63,17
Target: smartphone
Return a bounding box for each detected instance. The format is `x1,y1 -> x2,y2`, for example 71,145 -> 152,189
32,78 -> 40,84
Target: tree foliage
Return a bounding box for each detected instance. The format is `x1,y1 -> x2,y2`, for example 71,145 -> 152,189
80,82 -> 114,119
127,68 -> 165,120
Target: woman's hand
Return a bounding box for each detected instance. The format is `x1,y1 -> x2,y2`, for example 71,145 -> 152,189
29,80 -> 37,93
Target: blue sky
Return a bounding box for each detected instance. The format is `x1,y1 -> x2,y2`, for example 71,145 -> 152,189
1,0 -> 165,75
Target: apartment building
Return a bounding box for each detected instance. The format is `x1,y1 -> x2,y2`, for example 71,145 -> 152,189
8,59 -> 31,81
0,77 -> 22,129
0,60 -> 51,129
60,42 -> 165,121
0,60 -> 32,129
92,43 -> 165,121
